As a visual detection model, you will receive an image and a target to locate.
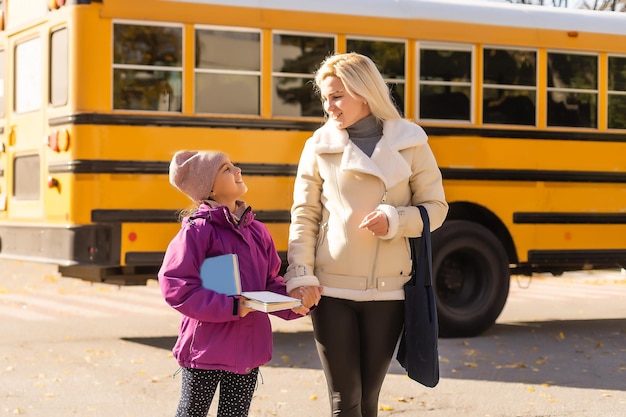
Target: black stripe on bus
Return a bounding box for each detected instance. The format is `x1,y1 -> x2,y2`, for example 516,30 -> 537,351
423,126 -> 626,143
48,113 -> 626,143
514,212 -> 626,224
124,249 -> 289,268
527,250 -> 626,266
441,168 -> 626,183
126,250 -> 626,269
91,209 -> 291,224
48,160 -> 626,184
48,160 -> 297,176
49,113 -> 324,131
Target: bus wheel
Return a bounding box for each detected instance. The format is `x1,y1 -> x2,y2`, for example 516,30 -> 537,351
431,220 -> 510,338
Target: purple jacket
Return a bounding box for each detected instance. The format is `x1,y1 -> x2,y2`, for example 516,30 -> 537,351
159,203 -> 301,374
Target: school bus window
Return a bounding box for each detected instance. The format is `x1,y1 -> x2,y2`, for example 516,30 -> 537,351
50,28 -> 68,107
347,38 -> 406,116
272,33 -> 334,117
608,55 -> 626,130
112,23 -> 182,112
483,48 -> 536,126
547,52 -> 598,128
418,46 -> 471,122
0,50 -> 5,117
13,154 -> 40,200
195,28 -> 261,115
15,37 -> 42,114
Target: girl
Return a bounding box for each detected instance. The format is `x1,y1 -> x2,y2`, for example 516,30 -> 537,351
159,150 -> 319,417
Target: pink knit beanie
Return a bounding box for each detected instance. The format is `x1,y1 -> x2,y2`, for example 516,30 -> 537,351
169,150 -> 227,202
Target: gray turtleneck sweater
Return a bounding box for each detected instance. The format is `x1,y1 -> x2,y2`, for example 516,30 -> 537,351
346,114 -> 383,157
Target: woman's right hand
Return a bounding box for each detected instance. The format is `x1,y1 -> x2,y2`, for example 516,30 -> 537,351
290,285 -> 323,308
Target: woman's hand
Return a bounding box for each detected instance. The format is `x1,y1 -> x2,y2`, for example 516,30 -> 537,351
289,285 -> 323,309
359,210 -> 389,236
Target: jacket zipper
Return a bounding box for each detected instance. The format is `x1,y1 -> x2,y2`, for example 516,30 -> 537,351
189,321 -> 199,354
368,187 -> 388,288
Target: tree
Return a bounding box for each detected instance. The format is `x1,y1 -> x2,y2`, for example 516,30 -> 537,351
506,0 -> 626,9
579,0 -> 626,11
505,0 -> 570,6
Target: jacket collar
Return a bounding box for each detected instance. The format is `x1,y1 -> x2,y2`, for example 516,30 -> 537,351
312,119 -> 428,189
188,201 -> 254,228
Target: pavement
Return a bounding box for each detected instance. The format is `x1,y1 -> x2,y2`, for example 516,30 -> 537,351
1,259 -> 625,416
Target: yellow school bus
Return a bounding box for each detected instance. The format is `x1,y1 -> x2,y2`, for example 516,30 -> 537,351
0,0 -> 624,336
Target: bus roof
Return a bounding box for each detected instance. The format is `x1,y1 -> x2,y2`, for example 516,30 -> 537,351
172,0 -> 626,36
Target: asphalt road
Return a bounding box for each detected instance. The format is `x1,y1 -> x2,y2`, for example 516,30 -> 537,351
1,259 -> 625,417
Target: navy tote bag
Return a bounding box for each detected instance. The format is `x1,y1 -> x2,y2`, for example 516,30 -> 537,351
396,205 -> 440,387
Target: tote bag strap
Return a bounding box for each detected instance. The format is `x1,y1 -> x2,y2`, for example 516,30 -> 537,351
416,205 -> 432,288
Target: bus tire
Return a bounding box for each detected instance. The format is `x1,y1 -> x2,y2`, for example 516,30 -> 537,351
431,220 -> 510,338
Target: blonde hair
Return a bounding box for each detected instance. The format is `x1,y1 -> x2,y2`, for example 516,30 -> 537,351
314,52 -> 401,122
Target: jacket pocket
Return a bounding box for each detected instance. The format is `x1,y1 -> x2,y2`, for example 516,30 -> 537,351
315,222 -> 328,252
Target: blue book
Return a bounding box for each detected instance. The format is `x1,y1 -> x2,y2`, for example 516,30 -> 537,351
200,254 -> 241,295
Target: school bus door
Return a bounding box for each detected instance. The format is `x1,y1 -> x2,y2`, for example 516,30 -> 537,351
0,47 -> 6,215
6,29 -> 47,221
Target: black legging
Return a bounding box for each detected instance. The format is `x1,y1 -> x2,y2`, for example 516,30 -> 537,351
174,367 -> 259,417
311,296 -> 405,417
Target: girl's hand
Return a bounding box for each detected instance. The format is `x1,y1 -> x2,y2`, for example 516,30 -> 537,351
291,305 -> 311,315
239,298 -> 254,318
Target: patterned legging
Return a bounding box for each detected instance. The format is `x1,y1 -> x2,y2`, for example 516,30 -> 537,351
174,367 -> 259,417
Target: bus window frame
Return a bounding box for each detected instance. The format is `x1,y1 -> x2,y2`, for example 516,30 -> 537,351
271,29 -> 335,118
481,45 -> 538,127
193,24 -> 262,116
111,19 -> 184,113
14,36 -> 43,114
49,26 -> 69,108
416,41 -> 475,125
0,48 -> 6,118
546,49 -> 599,129
607,53 -> 626,131
346,35 -> 407,117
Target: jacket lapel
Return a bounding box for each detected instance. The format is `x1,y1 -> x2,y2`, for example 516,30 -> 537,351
314,119 -> 428,189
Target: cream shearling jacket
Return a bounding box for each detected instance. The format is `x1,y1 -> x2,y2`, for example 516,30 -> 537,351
285,118 -> 448,301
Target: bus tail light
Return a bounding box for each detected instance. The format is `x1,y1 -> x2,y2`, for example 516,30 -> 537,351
57,129 -> 70,151
47,132 -> 59,152
47,129 -> 70,152
49,0 -> 66,10
47,176 -> 59,189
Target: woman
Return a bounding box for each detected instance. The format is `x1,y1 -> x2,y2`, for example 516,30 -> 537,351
285,53 -> 448,417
